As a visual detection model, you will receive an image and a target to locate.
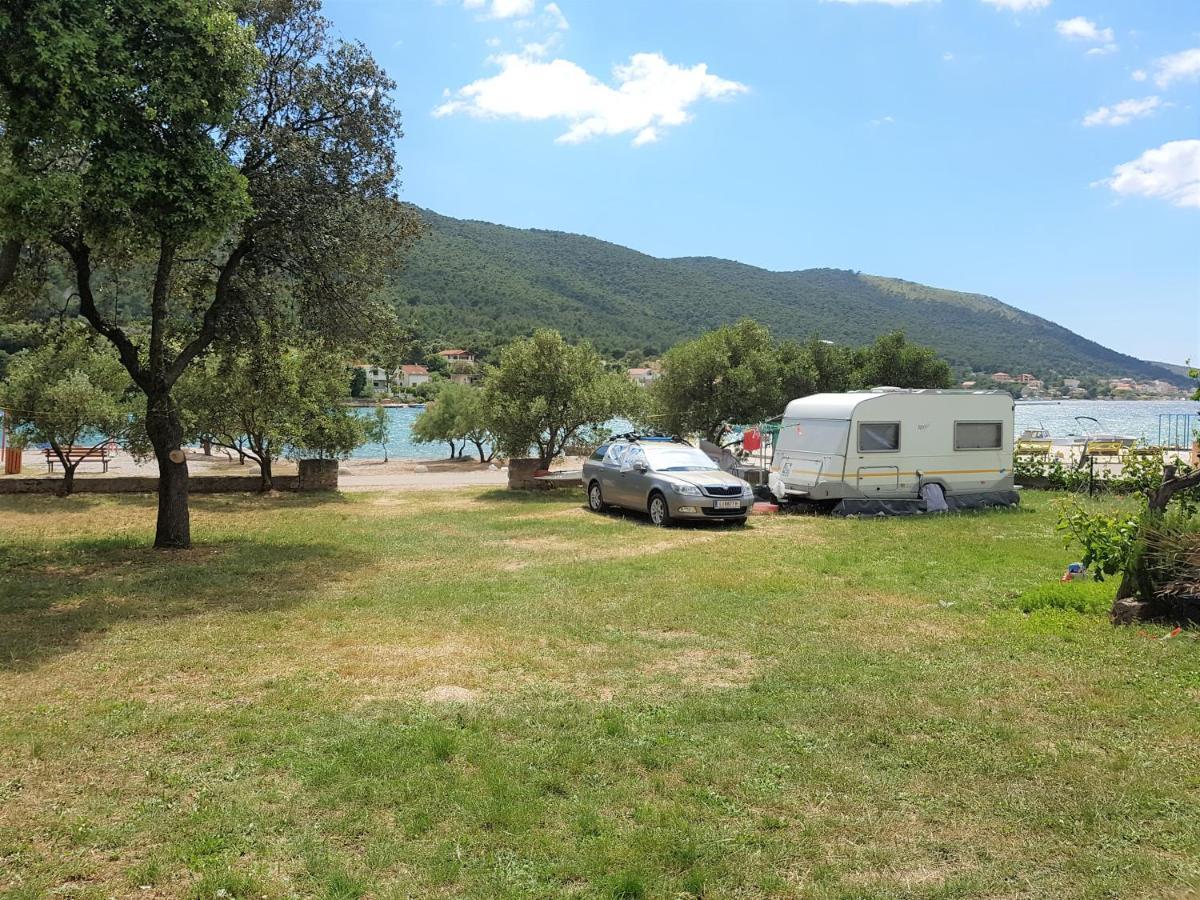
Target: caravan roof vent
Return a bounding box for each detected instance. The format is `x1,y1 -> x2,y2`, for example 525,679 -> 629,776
868,386 -> 907,393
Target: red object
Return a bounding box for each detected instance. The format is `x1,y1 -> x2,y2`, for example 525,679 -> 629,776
3,447 -> 20,475
742,428 -> 762,452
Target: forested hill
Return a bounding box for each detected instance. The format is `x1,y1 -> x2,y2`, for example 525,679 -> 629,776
387,207 -> 1184,383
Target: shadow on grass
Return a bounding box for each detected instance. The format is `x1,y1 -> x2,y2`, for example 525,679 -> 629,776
0,490 -> 355,518
0,533 -> 370,673
474,488 -> 584,505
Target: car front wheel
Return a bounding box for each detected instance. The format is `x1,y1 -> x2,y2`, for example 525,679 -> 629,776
648,492 -> 672,527
587,481 -> 607,513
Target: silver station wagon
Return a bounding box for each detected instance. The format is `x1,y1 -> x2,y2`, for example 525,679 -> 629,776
583,434 -> 755,526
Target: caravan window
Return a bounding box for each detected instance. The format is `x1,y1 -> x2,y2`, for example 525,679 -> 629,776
858,422 -> 900,452
955,421 -> 1003,450
782,419 -> 850,454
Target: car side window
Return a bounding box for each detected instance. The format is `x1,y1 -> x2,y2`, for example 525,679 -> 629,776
602,444 -> 627,468
589,444 -> 610,462
621,447 -> 646,473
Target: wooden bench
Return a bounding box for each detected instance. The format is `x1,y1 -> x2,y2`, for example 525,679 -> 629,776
44,445 -> 112,473
1015,439 -> 1052,456
1081,440 -> 1125,460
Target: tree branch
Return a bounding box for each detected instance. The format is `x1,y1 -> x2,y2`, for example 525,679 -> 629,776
165,239 -> 252,387
148,238 -> 176,384
58,237 -> 148,391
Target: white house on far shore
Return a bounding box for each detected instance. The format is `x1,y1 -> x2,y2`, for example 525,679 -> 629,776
353,363 -> 394,393
628,367 -> 657,386
399,364 -> 431,388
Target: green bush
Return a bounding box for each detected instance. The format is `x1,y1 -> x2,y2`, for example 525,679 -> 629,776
1015,580 -> 1114,614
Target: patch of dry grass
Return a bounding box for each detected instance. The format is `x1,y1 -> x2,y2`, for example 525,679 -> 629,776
1,489 -> 1198,898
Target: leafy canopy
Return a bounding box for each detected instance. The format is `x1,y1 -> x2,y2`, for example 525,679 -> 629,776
652,322 -> 955,443
0,325 -> 136,454
482,329 -> 635,466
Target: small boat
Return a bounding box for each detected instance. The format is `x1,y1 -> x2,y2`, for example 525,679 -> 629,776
1063,416 -> 1137,447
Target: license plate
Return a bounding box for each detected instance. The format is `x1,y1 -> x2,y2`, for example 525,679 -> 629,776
714,499 -> 741,509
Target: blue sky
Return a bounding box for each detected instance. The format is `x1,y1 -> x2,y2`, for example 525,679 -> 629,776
326,0 -> 1199,365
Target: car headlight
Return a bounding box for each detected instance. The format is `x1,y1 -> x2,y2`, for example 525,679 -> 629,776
671,483 -> 702,496
741,485 -> 754,498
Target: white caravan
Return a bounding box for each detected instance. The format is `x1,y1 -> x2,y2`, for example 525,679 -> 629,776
767,389 -> 1018,514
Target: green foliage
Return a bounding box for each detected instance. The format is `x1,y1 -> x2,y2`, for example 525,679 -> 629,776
176,337 -> 365,485
365,403 -> 390,462
1055,502 -> 1142,582
384,208 -> 1186,385
482,329 -> 636,466
0,324 -> 135,485
1013,454 -> 1091,491
410,382 -> 494,461
349,367 -> 368,398
852,330 -> 953,389
1014,581 -> 1114,615
651,322 -> 955,443
651,320 -> 783,443
1,0 -> 419,543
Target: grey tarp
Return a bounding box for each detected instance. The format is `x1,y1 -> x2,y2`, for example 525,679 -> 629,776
831,490 -> 1020,518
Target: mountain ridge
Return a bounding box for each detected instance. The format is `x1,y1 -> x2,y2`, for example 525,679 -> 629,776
387,207 -> 1188,386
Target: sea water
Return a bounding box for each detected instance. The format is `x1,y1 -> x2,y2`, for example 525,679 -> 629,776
350,399 -> 1198,460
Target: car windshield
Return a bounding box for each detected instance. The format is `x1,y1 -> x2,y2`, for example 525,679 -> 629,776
642,445 -> 720,472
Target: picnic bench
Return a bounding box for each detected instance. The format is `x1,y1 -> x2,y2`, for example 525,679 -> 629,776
44,445 -> 112,473
1015,438 -> 1053,456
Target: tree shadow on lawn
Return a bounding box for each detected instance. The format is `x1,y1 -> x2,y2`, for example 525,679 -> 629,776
0,532 -> 370,673
475,488 -> 584,506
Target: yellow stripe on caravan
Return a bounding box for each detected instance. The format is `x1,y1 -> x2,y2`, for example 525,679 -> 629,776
857,468 -> 1004,478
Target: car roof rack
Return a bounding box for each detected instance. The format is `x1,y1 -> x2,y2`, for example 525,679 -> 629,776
609,431 -> 689,445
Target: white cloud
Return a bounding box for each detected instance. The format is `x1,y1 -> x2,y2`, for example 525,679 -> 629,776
518,35 -> 560,58
1086,44 -> 1118,56
434,52 -> 747,146
942,51 -> 955,61
1132,69 -> 1147,81
1056,16 -> 1114,43
1082,96 -> 1162,127
981,0 -> 1050,10
464,0 -> 535,20
1098,140 -> 1200,208
1148,47 -> 1200,89
869,115 -> 896,126
544,2 -> 568,30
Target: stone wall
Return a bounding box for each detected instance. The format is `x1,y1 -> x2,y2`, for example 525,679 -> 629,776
507,457 -> 546,490
297,458 -> 339,491
0,473 -> 316,495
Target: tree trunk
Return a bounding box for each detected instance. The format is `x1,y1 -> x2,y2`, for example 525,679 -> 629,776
472,439 -> 486,462
259,455 -> 273,492
60,461 -> 77,497
145,392 -> 190,549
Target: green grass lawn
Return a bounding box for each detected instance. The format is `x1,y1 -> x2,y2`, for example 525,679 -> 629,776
0,489 -> 1197,899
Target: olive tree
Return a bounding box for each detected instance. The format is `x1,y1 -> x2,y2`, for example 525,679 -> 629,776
0,0 -> 419,547
482,330 -> 634,468
0,325 -> 135,494
651,320 -> 782,444
176,335 -> 360,491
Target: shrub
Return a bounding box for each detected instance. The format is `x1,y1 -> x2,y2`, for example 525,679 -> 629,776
1014,580 -> 1114,615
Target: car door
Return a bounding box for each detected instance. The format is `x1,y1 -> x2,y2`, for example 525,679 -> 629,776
617,447 -> 649,508
599,444 -> 627,505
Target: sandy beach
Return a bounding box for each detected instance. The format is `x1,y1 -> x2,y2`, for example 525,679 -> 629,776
0,447 -> 593,491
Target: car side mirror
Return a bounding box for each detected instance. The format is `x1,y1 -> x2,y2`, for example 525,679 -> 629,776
634,461 -> 648,473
